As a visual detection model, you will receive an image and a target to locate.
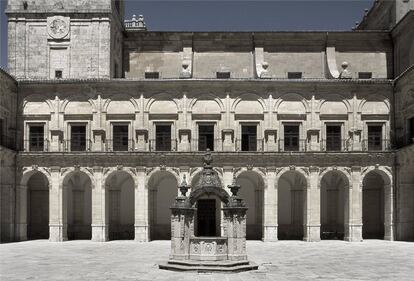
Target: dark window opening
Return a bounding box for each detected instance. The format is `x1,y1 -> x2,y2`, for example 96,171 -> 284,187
284,125 -> 300,151
113,125 -> 129,151
367,125 -> 382,151
156,124 -> 171,151
196,199 -> 217,237
55,70 -> 62,79
241,125 -> 257,151
71,125 -> 86,151
358,72 -> 372,79
145,72 -> 159,79
29,125 -> 44,151
198,124 -> 214,151
288,72 -> 303,79
216,72 -> 230,79
326,125 -> 342,151
409,117 -> 414,144
0,119 -> 3,146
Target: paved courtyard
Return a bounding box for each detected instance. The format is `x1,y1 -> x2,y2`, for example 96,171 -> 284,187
1,240 -> 413,280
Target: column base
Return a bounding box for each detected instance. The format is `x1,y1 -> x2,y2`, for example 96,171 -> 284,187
134,225 -> 149,242
344,224 -> 363,242
303,225 -> 320,242
384,224 -> 394,241
263,226 -> 278,242
15,223 -> 27,241
92,224 -> 108,242
49,224 -> 67,242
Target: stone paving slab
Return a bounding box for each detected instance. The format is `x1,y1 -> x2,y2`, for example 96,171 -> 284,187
1,240 -> 413,280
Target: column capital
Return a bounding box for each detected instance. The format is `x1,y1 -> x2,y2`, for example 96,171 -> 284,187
92,166 -> 103,173
223,166 -> 234,173
309,166 -> 320,173
136,166 -> 146,173
351,166 -> 362,172
50,166 -> 61,173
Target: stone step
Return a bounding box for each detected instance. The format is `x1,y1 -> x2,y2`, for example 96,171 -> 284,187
158,261 -> 258,273
167,259 -> 250,267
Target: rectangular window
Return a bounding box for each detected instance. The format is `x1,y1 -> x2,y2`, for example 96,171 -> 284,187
55,70 -> 62,79
29,125 -> 44,151
155,124 -> 171,151
284,125 -> 300,151
288,72 -> 302,79
358,72 -> 372,79
326,125 -> 342,151
145,72 -> 159,79
241,125 -> 257,151
198,124 -> 215,151
409,117 -> 414,144
216,72 -> 230,79
113,125 -> 129,151
71,125 -> 87,151
367,125 -> 382,151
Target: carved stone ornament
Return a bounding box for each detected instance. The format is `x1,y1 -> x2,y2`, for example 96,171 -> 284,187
47,16 -> 70,39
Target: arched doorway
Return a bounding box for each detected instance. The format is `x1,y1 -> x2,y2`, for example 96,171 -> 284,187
278,170 -> 306,240
63,171 -> 92,240
362,171 -> 387,239
236,171 -> 264,240
26,172 -> 49,240
106,171 -> 135,240
320,171 -> 348,240
148,171 -> 178,240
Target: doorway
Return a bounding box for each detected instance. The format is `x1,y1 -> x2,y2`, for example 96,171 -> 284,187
197,199 -> 217,237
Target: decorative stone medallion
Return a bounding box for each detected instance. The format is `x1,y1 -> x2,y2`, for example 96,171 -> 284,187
47,16 -> 70,39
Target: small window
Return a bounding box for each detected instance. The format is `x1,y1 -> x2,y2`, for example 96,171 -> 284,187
288,72 -> 302,79
358,72 -> 372,79
145,72 -> 159,79
55,70 -> 62,79
216,72 -> 230,79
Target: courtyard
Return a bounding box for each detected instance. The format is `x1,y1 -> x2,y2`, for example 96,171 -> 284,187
1,240 -> 413,280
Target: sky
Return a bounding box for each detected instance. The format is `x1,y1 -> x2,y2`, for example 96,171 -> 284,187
0,0 -> 374,69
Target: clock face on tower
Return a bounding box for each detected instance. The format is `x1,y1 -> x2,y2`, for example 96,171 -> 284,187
47,16 -> 70,39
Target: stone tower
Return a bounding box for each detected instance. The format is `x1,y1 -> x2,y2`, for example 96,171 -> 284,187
6,0 -> 124,79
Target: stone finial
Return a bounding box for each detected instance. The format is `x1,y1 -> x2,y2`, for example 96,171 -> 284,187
125,14 -> 147,31
179,175 -> 189,197
339,61 -> 352,79
259,61 -> 271,78
228,175 -> 241,197
137,15 -> 146,28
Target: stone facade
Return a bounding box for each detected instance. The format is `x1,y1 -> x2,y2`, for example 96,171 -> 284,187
0,0 -> 413,243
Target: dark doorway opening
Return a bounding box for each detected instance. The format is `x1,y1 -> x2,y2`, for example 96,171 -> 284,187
113,125 -> 129,151
326,125 -> 342,151
71,125 -> 86,151
198,124 -> 214,151
284,125 -> 300,151
197,199 -> 216,237
155,124 -> 172,151
367,125 -> 382,151
29,125 -> 45,151
241,125 -> 257,151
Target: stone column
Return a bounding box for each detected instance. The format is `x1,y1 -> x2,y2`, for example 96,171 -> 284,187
304,166 -> 321,242
223,207 -> 248,261
344,166 -> 363,242
263,168 -> 278,241
15,184 -> 28,241
384,179 -> 394,241
135,167 -> 149,241
91,167 -> 108,242
49,166 -> 67,242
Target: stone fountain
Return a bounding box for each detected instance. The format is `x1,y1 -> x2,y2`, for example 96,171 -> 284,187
159,150 -> 258,272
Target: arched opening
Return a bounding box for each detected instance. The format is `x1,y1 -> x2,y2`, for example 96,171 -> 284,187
64,171 -> 92,240
362,171 -> 387,239
26,172 -> 49,240
148,171 -> 178,240
320,171 -> 348,240
236,171 -> 264,240
278,170 -> 306,240
105,171 -> 135,240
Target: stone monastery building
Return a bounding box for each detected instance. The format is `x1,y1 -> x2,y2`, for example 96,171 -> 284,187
0,0 -> 413,243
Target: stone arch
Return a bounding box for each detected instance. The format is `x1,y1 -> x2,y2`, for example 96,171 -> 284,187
105,170 -> 135,240
190,168 -> 224,189
103,167 -> 137,189
103,94 -> 139,115
358,96 -> 390,115
361,167 -> 393,240
274,93 -> 310,113
319,169 -> 350,240
22,94 -> 53,115
62,170 -> 93,240
21,167 -> 52,187
232,93 -> 266,115
235,170 -> 265,240
61,95 -> 95,115
146,93 -> 180,114
188,94 -> 224,114
277,169 -> 308,240
19,170 -> 50,240
147,170 -> 179,240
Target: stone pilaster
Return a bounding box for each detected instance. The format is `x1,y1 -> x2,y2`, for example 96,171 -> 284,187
344,166 -> 363,242
91,166 -> 108,242
222,129 -> 234,152
15,184 -> 28,241
304,166 -> 321,242
263,167 -> 278,241
384,175 -> 394,241
264,129 -> 277,152
49,166 -> 67,242
134,167 -> 149,241
178,129 -> 191,152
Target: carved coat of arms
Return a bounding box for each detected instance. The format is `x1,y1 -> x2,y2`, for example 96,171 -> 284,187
47,16 -> 70,39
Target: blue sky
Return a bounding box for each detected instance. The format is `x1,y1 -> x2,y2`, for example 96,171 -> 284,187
0,0 -> 374,69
